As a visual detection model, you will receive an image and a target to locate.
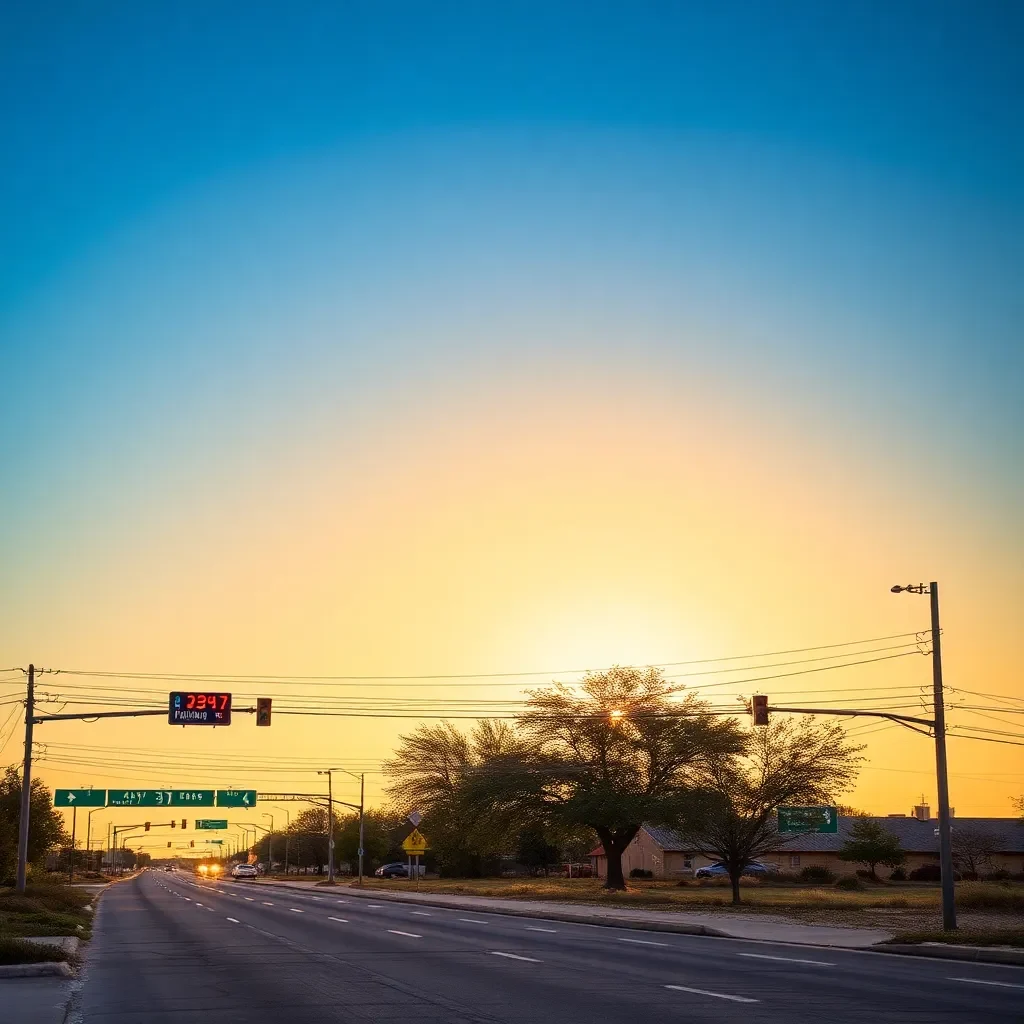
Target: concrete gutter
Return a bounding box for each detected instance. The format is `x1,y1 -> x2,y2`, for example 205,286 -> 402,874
876,943 -> 1024,966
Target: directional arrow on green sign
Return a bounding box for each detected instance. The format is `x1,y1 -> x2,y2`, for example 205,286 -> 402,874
216,790 -> 257,808
54,789 -> 106,807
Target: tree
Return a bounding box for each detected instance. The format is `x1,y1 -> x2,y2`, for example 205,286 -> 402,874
516,825 -> 561,876
839,818 -> 905,880
836,805 -> 872,817
1013,795 -> 1024,822
677,718 -> 864,903
951,826 -> 995,879
456,667 -> 746,890
384,719 -> 534,876
0,767 -> 69,883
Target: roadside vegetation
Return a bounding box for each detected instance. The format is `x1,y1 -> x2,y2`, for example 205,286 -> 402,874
0,935 -> 79,966
0,883 -> 95,939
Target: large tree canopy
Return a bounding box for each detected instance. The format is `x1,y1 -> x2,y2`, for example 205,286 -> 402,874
387,666 -> 746,888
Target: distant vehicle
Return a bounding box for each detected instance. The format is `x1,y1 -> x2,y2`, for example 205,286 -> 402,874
197,863 -> 222,876
164,866 -> 174,872
694,861 -> 773,879
374,862 -> 409,878
231,863 -> 258,879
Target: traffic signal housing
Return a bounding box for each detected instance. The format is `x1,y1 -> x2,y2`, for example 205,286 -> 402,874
751,694 -> 769,727
257,697 -> 272,727
190,840 -> 195,848
144,822 -> 151,831
181,819 -> 187,829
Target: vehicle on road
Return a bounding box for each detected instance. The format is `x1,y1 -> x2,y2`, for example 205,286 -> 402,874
374,862 -> 409,878
197,862 -> 222,876
231,863 -> 258,879
694,861 -> 775,879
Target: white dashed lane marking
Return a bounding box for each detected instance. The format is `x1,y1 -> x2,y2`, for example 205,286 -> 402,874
411,911 -> 432,917
244,897 -> 254,901
738,953 -> 835,966
262,902 -> 274,906
949,978 -> 1024,990
289,908 -> 304,913
459,918 -> 488,924
328,917 -> 349,923
665,985 -> 758,1004
388,930 -> 422,938
525,926 -> 557,933
226,917 -> 239,923
618,938 -> 666,947
491,952 -> 541,963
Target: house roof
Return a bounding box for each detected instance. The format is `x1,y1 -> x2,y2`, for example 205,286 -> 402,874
587,818 -> 1024,857
774,817 -> 1024,855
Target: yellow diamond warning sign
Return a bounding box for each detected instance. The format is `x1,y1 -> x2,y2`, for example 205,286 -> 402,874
401,828 -> 428,854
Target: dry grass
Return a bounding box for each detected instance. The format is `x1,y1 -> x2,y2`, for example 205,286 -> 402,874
354,876 -> 1024,930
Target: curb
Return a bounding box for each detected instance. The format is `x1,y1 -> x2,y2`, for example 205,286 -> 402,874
0,962 -> 73,979
876,943 -> 1024,966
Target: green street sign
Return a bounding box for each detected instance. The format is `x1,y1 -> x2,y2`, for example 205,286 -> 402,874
107,789 -> 215,808
207,839 -> 224,845
195,819 -> 228,830
54,789 -> 106,807
216,789 -> 257,808
778,805 -> 839,834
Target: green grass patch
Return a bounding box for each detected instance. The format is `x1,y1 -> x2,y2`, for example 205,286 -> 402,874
0,883 -> 94,939
955,882 -> 1024,913
890,928 -> 1024,948
0,936 -> 75,965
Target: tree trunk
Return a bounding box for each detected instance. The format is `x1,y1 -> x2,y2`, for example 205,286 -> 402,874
730,870 -> 741,905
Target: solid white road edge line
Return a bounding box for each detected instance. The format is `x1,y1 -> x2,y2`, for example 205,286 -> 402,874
665,985 -> 759,1003
738,953 -> 835,966
491,952 -> 541,963
948,977 -> 1024,990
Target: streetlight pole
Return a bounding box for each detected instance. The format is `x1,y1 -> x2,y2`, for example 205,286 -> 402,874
318,770 -> 335,882
892,581 -> 956,931
280,807 -> 291,877
262,812 -> 274,875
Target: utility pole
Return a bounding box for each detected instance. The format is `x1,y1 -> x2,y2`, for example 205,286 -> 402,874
928,582 -> 956,931
327,772 -> 334,882
68,804 -> 77,883
358,773 -> 365,886
15,665 -> 35,893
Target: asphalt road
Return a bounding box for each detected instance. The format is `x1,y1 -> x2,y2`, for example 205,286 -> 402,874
73,870 -> 1024,1023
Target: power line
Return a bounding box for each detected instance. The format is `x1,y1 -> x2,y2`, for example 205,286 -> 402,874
51,631 -> 930,685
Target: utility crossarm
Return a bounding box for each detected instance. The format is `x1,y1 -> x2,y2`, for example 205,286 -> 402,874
769,705 -> 935,735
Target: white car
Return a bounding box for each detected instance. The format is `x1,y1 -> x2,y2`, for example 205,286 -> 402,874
231,863 -> 258,879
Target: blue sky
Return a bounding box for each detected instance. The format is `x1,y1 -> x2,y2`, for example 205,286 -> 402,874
1,1 -> 1022,641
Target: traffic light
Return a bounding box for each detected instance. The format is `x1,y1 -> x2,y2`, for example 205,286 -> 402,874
167,841 -> 172,848
170,820 -> 176,828
144,822 -> 151,831
181,819 -> 187,829
256,697 -> 272,727
190,840 -> 195,848
751,694 -> 769,727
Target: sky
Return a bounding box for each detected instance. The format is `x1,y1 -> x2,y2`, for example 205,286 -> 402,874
1,2 -> 1022,847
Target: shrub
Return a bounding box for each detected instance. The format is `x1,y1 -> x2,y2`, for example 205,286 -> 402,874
835,876 -> 864,891
956,882 -> 1024,913
799,865 -> 835,884
675,878 -> 689,887
983,870 -> 1010,882
629,868 -> 654,879
855,869 -> 876,881
889,867 -> 907,881
908,864 -> 942,882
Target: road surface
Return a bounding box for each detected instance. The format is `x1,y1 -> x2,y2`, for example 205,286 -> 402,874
73,870 -> 1023,1022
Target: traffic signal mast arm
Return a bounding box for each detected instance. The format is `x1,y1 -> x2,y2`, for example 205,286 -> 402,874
766,703 -> 935,734
31,706 -> 258,724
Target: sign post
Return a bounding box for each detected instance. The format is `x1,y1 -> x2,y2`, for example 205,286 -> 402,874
402,828 -> 428,883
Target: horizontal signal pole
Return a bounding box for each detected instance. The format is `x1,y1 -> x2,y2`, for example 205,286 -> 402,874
768,705 -> 935,730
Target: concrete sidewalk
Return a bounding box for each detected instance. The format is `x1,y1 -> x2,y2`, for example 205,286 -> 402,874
251,878 -> 894,948
0,976 -> 74,1024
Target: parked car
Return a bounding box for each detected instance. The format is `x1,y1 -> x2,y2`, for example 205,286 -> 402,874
374,862 -> 409,878
694,861 -> 773,879
231,863 -> 258,879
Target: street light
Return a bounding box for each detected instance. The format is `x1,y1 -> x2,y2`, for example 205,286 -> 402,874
263,812 -> 274,874
318,769 -> 366,885
891,580 -> 956,931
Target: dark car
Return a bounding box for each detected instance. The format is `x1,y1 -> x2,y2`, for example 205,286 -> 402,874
694,861 -> 773,879
374,862 -> 409,878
